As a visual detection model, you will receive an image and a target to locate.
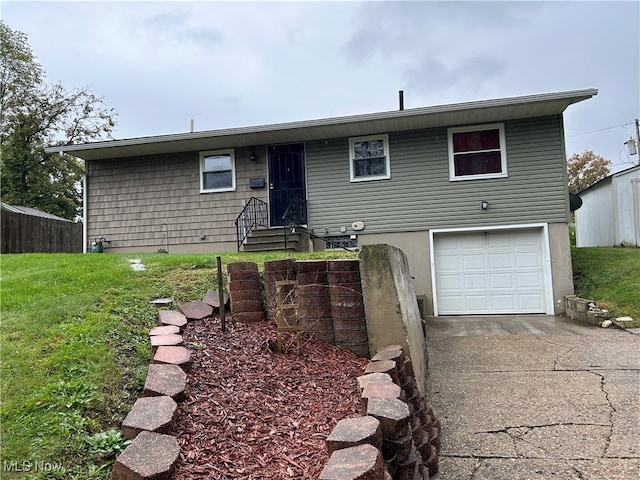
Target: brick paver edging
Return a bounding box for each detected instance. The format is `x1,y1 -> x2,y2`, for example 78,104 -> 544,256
319,345 -> 441,480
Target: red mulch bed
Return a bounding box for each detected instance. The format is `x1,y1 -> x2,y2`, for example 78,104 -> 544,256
171,316 -> 369,479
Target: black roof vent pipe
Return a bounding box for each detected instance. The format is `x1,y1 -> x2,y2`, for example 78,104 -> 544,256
399,90 -> 404,111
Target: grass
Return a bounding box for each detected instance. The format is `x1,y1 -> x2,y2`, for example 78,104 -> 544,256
0,250 -> 355,479
2,246 -> 634,477
572,247 -> 640,327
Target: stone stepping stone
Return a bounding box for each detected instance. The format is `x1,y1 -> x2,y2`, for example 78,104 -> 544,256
203,289 -> 230,309
153,346 -> 191,371
143,364 -> 187,400
159,310 -> 187,328
178,301 -> 213,320
150,334 -> 183,351
149,297 -> 173,308
112,431 -> 179,480
121,395 -> 177,439
149,325 -> 180,336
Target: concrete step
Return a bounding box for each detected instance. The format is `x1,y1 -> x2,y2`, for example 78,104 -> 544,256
242,229 -> 302,252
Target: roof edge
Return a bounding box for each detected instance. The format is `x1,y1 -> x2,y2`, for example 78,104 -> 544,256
45,88 -> 598,155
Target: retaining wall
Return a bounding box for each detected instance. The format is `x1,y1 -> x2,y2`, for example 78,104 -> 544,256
320,345 -> 441,479
262,258 -> 370,357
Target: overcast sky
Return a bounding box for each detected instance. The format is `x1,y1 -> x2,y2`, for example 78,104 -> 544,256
3,1 -> 639,172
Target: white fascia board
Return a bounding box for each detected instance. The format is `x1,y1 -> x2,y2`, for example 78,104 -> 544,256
45,88 -> 597,161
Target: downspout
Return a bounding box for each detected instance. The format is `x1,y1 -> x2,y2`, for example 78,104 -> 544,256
58,151 -> 87,252
83,172 -> 87,253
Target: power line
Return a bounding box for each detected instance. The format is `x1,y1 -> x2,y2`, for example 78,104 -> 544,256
566,123 -> 630,138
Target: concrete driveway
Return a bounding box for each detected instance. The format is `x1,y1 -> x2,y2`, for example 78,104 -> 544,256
425,315 -> 640,479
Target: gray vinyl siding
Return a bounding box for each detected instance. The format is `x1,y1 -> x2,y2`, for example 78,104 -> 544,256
87,147 -> 267,250
306,115 -> 568,236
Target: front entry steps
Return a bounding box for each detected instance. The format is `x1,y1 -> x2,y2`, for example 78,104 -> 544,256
241,227 -> 303,252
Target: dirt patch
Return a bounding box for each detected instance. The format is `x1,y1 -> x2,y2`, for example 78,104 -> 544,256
172,317 -> 369,479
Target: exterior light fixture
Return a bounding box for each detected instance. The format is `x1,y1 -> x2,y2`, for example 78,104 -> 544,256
625,138 -> 637,156
481,200 -> 489,210
249,151 -> 258,161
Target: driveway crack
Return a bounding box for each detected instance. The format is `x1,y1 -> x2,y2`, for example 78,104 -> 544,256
533,335 -> 581,371
588,370 -> 615,457
566,460 -> 586,479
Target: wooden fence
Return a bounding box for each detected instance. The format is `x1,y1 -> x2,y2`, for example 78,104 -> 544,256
1,209 -> 83,253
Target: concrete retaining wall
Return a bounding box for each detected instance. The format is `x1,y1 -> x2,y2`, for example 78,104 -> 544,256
358,244 -> 428,394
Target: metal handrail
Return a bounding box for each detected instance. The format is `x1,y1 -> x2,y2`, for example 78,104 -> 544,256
281,195 -> 353,252
292,224 -> 356,253
234,197 -> 268,251
282,195 -> 307,250
282,194 -> 307,227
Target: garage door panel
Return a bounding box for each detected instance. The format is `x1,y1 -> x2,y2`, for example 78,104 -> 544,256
487,232 -> 511,248
489,252 -> 513,269
518,294 -> 544,310
517,272 -> 543,288
462,234 -> 484,249
514,234 -> 540,247
516,252 -> 542,268
438,296 -> 464,314
437,254 -> 462,271
434,228 -> 546,315
491,294 -> 516,312
490,272 -> 515,289
438,274 -> 461,290
465,295 -> 489,311
463,254 -> 486,269
464,273 -> 487,289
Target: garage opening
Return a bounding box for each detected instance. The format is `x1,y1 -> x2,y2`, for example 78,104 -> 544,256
433,228 -> 548,315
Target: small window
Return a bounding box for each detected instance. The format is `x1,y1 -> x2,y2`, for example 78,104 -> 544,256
349,134 -> 390,182
200,149 -> 235,192
448,124 -> 507,181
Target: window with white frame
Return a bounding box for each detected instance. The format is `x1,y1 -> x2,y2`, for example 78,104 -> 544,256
349,134 -> 390,182
448,124 -> 507,180
200,149 -> 235,192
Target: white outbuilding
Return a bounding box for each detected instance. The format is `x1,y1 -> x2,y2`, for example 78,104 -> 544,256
575,164 -> 640,247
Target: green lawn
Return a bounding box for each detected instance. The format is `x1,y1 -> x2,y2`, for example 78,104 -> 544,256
0,251 -> 354,479
572,247 -> 640,326
1,247 -> 635,478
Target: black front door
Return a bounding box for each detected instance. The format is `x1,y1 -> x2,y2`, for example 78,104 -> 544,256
268,143 -> 306,226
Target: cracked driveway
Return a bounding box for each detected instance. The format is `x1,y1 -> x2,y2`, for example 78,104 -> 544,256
425,315 -> 640,479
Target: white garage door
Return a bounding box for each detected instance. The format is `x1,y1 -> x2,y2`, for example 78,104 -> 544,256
434,229 -> 547,315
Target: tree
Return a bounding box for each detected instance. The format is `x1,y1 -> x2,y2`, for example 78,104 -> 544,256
567,150 -> 611,194
0,21 -> 116,219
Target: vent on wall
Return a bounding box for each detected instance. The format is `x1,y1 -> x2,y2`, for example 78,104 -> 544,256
325,235 -> 358,250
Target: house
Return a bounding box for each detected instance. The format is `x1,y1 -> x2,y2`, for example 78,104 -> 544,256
575,164 -> 640,247
46,88 -> 597,316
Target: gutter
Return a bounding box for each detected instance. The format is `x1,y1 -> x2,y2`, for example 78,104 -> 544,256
44,88 -> 598,157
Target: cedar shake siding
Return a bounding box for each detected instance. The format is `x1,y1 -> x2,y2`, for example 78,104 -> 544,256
86,147 -> 268,251
305,115 -> 568,237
